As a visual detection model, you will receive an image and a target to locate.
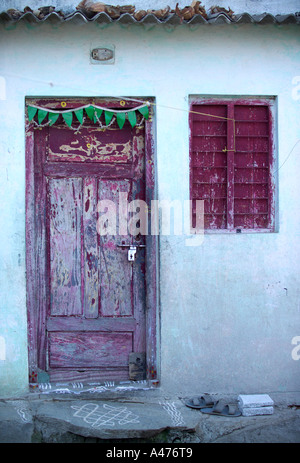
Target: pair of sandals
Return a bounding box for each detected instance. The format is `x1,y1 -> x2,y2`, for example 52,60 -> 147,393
185,394 -> 241,417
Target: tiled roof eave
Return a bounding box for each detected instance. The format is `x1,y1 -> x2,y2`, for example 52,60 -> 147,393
0,10 -> 299,26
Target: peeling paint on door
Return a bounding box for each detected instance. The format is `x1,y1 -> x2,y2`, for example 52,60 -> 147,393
26,98 -> 157,384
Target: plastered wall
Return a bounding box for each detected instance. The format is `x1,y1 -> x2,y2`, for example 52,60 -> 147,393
0,21 -> 299,397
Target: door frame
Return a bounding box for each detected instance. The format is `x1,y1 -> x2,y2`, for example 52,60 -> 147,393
25,96 -> 158,386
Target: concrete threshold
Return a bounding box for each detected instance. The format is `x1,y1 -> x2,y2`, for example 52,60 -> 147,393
0,384 -> 300,443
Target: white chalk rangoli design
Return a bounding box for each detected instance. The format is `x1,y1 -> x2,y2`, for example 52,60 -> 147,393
11,400 -> 31,423
71,403 -> 140,428
159,401 -> 185,426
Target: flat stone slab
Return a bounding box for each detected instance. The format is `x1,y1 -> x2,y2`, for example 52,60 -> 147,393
33,397 -> 200,440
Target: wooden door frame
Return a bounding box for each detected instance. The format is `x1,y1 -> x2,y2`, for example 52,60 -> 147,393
25,96 -> 158,386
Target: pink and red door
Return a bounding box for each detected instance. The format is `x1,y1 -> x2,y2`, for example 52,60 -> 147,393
26,99 -> 156,384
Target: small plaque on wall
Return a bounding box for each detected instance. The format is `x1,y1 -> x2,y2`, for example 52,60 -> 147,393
90,44 -> 115,64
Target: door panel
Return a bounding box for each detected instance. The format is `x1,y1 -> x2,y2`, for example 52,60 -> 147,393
99,179 -> 133,317
49,177 -> 82,316
83,177 -> 99,319
37,121 -> 146,381
48,332 -> 133,369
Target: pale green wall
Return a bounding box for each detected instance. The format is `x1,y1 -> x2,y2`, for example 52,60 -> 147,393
0,21 -> 299,397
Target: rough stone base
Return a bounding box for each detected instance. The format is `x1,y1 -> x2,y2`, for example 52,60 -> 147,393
0,390 -> 300,444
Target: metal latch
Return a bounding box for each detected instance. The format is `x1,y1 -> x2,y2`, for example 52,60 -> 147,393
128,246 -> 137,262
117,243 -> 145,263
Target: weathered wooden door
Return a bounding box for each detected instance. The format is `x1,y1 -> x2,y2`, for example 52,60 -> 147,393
27,99 -> 156,384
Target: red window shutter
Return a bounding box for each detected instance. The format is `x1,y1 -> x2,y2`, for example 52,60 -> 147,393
190,100 -> 273,231
234,105 -> 270,229
191,104 -> 228,229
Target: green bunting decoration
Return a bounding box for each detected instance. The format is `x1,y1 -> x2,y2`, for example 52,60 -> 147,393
85,106 -> 95,121
116,112 -> 126,129
94,108 -> 103,123
138,105 -> 149,119
27,103 -> 150,130
28,106 -> 37,121
62,112 -> 73,127
74,108 -> 84,124
38,109 -> 48,124
48,112 -> 59,126
127,110 -> 137,128
104,110 -> 114,125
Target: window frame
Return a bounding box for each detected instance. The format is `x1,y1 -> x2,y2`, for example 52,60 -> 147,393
189,95 -> 278,234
